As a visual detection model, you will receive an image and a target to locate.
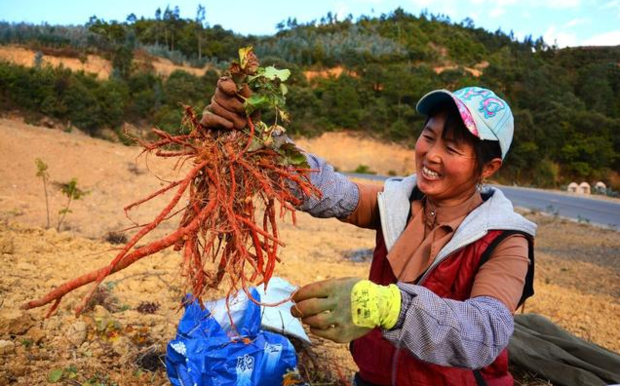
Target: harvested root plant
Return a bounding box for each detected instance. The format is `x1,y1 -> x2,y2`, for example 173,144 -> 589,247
23,47 -> 320,316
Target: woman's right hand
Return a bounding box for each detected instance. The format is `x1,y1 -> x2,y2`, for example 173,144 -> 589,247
200,77 -> 250,130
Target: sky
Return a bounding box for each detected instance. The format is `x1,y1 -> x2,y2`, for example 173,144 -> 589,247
1,0 -> 619,47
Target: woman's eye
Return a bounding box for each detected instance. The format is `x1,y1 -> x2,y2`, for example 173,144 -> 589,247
423,135 -> 434,141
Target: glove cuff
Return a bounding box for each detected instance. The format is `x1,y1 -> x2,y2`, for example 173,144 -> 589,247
351,280 -> 402,330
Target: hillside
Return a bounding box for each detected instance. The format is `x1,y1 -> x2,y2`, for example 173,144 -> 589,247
1,8 -> 619,190
0,117 -> 619,385
0,45 -> 209,79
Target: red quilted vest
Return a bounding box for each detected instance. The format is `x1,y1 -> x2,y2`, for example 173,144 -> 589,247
351,228 -> 519,386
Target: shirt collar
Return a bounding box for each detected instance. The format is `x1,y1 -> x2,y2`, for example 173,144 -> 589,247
424,192 -> 483,231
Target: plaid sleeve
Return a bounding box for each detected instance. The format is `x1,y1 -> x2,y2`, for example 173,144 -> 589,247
293,152 -> 360,219
382,283 -> 514,369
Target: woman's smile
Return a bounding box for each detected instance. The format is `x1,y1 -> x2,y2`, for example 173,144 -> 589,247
421,165 -> 441,180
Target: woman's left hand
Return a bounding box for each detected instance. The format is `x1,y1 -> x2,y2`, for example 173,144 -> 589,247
291,277 -> 372,343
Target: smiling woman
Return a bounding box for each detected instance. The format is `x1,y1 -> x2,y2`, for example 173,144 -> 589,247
415,107 -> 501,207
292,87 -> 535,386
202,77 -> 537,386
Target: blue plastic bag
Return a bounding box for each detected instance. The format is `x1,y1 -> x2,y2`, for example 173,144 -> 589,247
166,289 -> 298,386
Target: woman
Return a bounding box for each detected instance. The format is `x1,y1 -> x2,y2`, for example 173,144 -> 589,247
203,82 -> 536,386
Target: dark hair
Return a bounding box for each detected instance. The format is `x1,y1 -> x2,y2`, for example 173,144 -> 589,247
424,100 -> 502,179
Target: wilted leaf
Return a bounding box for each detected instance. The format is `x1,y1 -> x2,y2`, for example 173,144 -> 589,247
247,137 -> 265,152
279,144 -> 309,168
278,109 -> 290,123
238,46 -> 254,69
35,158 -> 48,177
48,368 -> 63,383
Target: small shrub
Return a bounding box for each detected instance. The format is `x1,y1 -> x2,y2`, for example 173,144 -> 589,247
55,178 -> 89,231
34,158 -> 51,229
353,164 -> 376,175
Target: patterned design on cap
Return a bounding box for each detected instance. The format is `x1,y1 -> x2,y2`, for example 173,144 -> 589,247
452,96 -> 479,137
454,87 -> 506,119
479,97 -> 505,118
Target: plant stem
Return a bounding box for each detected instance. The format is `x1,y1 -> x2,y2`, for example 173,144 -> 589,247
42,175 -> 50,229
57,195 -> 73,232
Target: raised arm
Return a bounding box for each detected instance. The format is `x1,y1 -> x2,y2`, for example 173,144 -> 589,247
296,151 -> 383,229
294,152 -> 359,219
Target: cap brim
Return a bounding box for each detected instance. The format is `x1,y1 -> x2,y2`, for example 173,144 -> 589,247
416,89 -> 499,142
416,89 -> 455,116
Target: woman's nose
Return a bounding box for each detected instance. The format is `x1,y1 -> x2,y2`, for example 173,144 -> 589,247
426,143 -> 442,163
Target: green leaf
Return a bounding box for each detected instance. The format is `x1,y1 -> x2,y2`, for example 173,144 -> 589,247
48,368 -> 63,383
279,83 -> 288,96
262,66 -> 290,82
244,94 -> 271,115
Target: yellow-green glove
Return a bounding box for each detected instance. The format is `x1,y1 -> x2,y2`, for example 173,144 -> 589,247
351,280 -> 401,329
292,278 -> 402,344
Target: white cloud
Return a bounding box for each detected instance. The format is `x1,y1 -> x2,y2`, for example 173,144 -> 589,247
506,0 -> 580,7
580,29 -> 620,45
489,7 -> 506,18
601,0 -> 620,17
546,0 -> 581,8
564,18 -> 589,28
410,0 -> 435,7
513,31 -> 527,41
335,3 -> 350,20
494,0 -> 520,5
411,0 -> 462,19
470,0 -> 580,10
543,26 -> 579,47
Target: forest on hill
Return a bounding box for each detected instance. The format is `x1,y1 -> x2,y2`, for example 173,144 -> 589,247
0,6 -> 619,190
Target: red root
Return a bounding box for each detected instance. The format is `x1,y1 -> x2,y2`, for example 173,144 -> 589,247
23,111 -> 320,316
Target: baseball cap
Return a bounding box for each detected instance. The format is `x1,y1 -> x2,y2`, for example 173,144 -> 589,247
416,87 -> 514,159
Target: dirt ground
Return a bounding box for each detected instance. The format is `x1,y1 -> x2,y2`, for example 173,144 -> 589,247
0,118 -> 619,385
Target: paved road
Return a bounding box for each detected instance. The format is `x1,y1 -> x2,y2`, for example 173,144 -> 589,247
345,173 -> 620,228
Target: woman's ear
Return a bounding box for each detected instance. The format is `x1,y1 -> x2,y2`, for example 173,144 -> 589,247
482,158 -> 503,180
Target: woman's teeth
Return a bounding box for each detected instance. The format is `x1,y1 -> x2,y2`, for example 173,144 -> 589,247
422,166 -> 440,179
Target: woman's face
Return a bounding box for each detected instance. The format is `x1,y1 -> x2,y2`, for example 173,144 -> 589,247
415,111 -> 480,205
